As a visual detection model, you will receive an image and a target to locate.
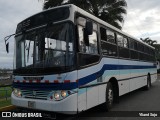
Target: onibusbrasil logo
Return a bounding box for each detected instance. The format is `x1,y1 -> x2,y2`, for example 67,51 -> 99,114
2,112 -> 42,118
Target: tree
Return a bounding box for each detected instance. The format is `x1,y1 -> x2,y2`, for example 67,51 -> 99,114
141,37 -> 160,59
40,0 -> 127,29
140,37 -> 157,46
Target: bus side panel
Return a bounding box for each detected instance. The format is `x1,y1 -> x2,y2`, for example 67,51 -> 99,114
151,71 -> 157,83
138,62 -> 149,87
78,88 -> 87,112
77,59 -> 104,111
118,59 -> 130,96
98,84 -> 107,105
129,60 -> 140,91
87,86 -> 99,109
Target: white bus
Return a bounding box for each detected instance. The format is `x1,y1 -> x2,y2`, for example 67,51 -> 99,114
6,4 -> 157,114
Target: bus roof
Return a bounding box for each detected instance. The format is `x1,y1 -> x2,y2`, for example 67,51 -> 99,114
70,4 -> 154,49
18,4 -> 154,49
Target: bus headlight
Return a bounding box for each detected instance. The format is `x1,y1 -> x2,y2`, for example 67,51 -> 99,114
50,90 -> 76,101
61,91 -> 67,98
13,88 -> 22,97
54,92 -> 60,100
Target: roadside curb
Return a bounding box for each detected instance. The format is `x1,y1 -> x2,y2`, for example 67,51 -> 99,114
0,105 -> 16,112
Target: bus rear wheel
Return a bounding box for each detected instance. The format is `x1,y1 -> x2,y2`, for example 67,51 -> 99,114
104,82 -> 113,111
144,74 -> 151,90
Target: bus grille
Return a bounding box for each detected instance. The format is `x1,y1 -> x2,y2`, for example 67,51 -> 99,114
21,90 -> 51,100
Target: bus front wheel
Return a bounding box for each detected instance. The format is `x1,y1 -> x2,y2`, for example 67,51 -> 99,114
104,82 -> 113,111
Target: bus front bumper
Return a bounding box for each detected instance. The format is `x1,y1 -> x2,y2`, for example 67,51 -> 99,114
11,93 -> 77,114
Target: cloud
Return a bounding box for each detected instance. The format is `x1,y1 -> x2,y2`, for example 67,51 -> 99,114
0,0 -> 42,68
123,0 -> 160,42
123,0 -> 160,43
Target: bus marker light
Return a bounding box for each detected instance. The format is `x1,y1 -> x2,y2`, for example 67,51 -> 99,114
29,80 -> 32,83
54,80 -> 59,83
64,80 -> 70,83
36,80 -> 41,83
23,80 -> 26,83
45,80 -> 49,83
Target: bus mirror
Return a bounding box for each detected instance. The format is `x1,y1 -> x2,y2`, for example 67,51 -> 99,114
83,21 -> 93,46
83,28 -> 89,46
85,21 -> 93,35
6,42 -> 9,53
4,33 -> 15,53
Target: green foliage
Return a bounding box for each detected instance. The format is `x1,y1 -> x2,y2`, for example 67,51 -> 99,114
140,37 -> 160,60
140,37 -> 157,46
41,0 -> 127,29
0,87 -> 12,99
0,99 -> 11,108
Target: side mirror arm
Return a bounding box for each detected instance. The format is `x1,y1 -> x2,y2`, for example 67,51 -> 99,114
4,33 -> 15,53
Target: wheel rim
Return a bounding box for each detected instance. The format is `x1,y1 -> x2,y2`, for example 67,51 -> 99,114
108,88 -> 113,105
147,76 -> 151,88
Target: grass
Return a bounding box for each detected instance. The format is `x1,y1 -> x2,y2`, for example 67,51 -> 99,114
0,86 -> 12,108
0,86 -> 12,99
0,99 -> 11,108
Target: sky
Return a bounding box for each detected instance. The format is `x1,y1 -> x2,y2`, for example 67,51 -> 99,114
0,0 -> 160,68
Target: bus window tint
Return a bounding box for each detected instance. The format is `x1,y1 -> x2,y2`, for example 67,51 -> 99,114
78,25 -> 98,54
100,27 -> 107,41
88,31 -> 98,54
117,34 -> 123,47
124,37 -> 128,48
100,27 -> 117,57
78,25 -> 85,52
129,39 -> 134,49
107,30 -> 116,43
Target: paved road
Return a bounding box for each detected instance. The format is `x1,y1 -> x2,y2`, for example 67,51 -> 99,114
2,79 -> 160,120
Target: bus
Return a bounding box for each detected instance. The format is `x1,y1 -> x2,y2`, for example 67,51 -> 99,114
5,4 -> 157,114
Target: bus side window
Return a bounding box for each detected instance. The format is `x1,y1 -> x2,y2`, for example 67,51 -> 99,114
117,34 -> 123,47
107,29 -> 116,44
100,27 -> 117,57
88,31 -> 98,54
78,24 -> 98,54
123,37 -> 128,48
78,25 -> 86,52
100,27 -> 107,41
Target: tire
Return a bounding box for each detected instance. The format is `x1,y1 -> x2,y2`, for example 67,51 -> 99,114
104,82 -> 114,111
144,75 -> 151,90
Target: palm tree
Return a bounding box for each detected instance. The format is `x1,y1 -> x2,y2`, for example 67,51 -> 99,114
40,0 -> 127,29
150,40 -> 157,46
140,37 -> 157,46
43,0 -> 64,9
140,37 -> 160,60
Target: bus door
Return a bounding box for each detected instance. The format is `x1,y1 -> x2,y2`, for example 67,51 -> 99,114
76,16 -> 100,111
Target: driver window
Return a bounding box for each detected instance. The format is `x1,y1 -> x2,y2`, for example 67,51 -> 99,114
77,17 -> 98,54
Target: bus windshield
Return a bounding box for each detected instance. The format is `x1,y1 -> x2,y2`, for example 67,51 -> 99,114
14,22 -> 75,74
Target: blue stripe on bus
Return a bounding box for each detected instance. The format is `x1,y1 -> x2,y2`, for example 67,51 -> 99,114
78,64 -> 156,87
13,64 -> 156,90
13,82 -> 78,90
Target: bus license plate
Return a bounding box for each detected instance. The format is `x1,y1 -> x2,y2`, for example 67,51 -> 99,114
28,101 -> 35,108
